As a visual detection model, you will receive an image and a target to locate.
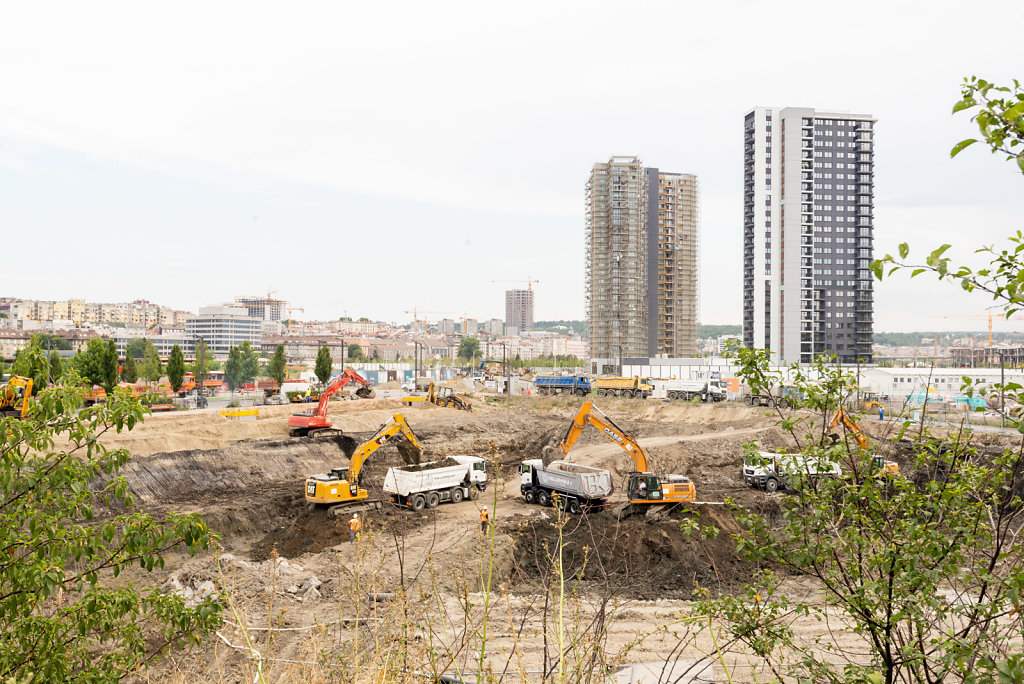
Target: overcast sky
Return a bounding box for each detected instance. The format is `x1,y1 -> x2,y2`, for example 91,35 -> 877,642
2,1 -> 1023,332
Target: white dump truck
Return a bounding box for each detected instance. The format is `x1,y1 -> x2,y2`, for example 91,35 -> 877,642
742,451 -> 842,493
384,454 -> 487,511
655,379 -> 727,402
520,459 -> 614,514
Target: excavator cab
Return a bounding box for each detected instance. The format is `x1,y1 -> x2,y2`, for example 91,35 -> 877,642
306,467 -> 365,504
627,473 -> 664,501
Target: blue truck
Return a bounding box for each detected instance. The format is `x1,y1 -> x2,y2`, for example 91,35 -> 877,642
533,375 -> 592,396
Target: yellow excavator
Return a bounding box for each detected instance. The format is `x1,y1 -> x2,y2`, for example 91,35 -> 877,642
402,381 -> 472,411
305,413 -> 425,514
548,401 -> 696,505
827,407 -> 899,475
0,376 -> 33,419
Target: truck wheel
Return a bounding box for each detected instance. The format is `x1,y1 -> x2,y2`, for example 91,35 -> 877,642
765,478 -> 779,493
469,486 -> 480,500
568,499 -> 582,515
747,396 -> 754,406
411,494 -> 426,511
426,492 -> 440,509
538,491 -> 551,507
451,487 -> 464,503
524,489 -> 536,504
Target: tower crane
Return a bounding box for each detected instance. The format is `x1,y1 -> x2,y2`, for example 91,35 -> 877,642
491,277 -> 539,291
930,308 -> 1008,347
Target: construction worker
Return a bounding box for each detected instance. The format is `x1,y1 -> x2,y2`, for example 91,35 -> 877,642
349,513 -> 362,543
480,506 -> 489,535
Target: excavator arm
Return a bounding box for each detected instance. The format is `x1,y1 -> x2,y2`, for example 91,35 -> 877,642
347,413 -> 424,484
827,408 -> 869,448
311,369 -> 373,419
555,401 -> 650,473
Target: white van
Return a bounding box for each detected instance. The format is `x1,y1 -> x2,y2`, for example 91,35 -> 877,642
743,451 -> 842,493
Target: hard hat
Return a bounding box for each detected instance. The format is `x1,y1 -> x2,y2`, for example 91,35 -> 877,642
353,513 -> 359,518
483,506 -> 487,510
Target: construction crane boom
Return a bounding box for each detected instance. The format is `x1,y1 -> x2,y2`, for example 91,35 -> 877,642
491,277 -> 539,291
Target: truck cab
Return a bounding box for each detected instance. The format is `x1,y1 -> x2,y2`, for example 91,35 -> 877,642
743,452 -> 842,493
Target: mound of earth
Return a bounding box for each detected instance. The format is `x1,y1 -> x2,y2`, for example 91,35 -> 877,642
508,504 -> 758,600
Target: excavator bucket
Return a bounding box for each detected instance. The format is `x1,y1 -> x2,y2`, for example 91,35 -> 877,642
355,386 -> 376,399
541,444 -> 556,467
395,436 -> 423,465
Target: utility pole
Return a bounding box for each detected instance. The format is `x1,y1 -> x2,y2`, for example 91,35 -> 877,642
197,335 -> 205,408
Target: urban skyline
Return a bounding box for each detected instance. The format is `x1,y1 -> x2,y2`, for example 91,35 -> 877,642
3,3 -> 1020,333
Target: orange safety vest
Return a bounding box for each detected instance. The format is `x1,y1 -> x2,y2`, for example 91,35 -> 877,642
480,510 -> 488,522
350,518 -> 362,532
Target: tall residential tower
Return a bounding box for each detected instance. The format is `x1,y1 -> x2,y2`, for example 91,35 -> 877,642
646,169 -> 698,357
742,107 -> 875,364
586,156 -> 699,360
505,289 -> 534,333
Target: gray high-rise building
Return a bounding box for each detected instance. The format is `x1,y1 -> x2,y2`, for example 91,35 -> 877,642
505,290 -> 534,333
586,156 -> 699,360
586,157 -> 648,360
742,107 -> 875,364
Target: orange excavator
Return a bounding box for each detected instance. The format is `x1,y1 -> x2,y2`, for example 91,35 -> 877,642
547,401 -> 696,505
827,407 -> 899,475
288,369 -> 376,437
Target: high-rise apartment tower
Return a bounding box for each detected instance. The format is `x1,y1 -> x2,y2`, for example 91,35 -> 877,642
586,157 -> 649,360
505,290 -> 534,333
646,169 -> 698,357
586,156 -> 699,360
742,107 -> 875,364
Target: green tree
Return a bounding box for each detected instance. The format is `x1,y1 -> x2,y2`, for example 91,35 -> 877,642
120,352 -> 137,383
29,333 -> 71,351
237,340 -> 259,386
166,345 -> 185,393
12,344 -> 49,392
224,346 -> 242,392
0,373 -> 223,680
223,341 -> 258,392
358,316 -> 370,322
189,341 -> 220,381
72,338 -> 110,387
348,343 -> 364,361
139,343 -> 163,383
125,337 -> 149,359
457,337 -> 480,362
269,344 -> 287,387
102,339 -> 119,393
314,346 -> 333,386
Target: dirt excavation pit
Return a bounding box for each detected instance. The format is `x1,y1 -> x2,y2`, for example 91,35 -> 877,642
507,505 -> 759,600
